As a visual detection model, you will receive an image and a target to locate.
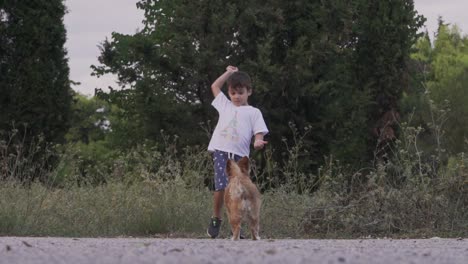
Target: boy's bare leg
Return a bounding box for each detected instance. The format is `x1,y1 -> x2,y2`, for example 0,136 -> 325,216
213,190 -> 224,218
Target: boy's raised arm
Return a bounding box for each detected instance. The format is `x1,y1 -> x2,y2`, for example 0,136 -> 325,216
211,66 -> 238,97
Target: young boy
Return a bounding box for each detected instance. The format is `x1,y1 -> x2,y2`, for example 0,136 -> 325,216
206,65 -> 269,238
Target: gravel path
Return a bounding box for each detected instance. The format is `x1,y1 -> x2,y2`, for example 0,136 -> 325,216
1,237 -> 468,264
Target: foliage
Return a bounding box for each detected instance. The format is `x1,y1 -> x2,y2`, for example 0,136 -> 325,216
405,21 -> 468,156
0,0 -> 72,143
66,92 -> 111,144
91,0 -> 425,177
0,0 -> 72,180
2,121 -> 468,238
0,128 -> 56,182
349,0 -> 425,162
303,118 -> 468,238
427,24 -> 468,154
5,0 -> 468,238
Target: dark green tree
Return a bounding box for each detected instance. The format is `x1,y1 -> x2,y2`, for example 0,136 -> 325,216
0,0 -> 71,142
92,0 -> 357,158
92,0 -> 256,148
66,92 -> 113,144
92,0 -> 424,186
0,0 -> 72,179
350,0 -> 425,162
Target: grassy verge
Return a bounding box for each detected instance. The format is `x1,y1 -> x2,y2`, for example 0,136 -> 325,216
0,179 -> 311,238
2,120 -> 468,238
2,173 -> 467,238
3,134 -> 468,239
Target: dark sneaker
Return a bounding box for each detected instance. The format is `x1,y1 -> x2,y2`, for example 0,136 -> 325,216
207,217 -> 222,238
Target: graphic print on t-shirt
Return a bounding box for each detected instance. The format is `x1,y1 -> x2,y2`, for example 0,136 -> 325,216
220,111 -> 240,142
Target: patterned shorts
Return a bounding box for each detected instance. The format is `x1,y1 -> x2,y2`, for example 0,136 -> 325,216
212,150 -> 242,191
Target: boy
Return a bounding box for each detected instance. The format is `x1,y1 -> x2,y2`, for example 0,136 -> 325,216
207,65 -> 269,238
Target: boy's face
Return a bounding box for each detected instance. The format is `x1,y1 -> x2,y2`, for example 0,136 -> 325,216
228,86 -> 251,106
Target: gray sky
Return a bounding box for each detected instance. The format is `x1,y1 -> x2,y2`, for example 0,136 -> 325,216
64,0 -> 468,96
414,0 -> 468,39
64,0 -> 143,96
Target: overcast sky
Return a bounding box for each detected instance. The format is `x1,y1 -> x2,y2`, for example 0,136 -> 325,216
64,0 -> 144,96
64,0 -> 468,96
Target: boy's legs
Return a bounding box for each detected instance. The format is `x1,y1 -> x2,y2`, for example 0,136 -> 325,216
207,150 -> 241,238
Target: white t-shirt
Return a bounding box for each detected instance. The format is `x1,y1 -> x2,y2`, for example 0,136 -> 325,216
208,92 -> 269,157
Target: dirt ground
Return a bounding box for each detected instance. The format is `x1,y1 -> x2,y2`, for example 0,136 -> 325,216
1,237 -> 468,264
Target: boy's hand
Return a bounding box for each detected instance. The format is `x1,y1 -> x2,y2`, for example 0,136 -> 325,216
211,65 -> 238,97
226,65 -> 238,73
254,139 -> 268,150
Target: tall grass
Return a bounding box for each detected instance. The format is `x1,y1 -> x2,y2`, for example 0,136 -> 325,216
301,97 -> 468,238
0,127 -> 54,182
0,131 -> 310,238
0,179 -> 312,238
0,180 -> 211,237
2,111 -> 468,238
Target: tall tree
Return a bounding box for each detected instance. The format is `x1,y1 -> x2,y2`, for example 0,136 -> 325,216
92,0 -> 256,148
0,0 -> 72,178
92,0 -> 424,176
351,0 -> 425,162
409,22 -> 468,155
93,0 -> 357,158
0,0 -> 71,142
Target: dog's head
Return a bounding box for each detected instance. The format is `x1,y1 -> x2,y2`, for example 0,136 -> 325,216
226,157 -> 250,180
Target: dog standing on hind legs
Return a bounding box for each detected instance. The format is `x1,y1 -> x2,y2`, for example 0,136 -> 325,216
224,157 -> 261,240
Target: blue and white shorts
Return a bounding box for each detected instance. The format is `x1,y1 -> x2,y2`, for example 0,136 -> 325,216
212,150 -> 242,191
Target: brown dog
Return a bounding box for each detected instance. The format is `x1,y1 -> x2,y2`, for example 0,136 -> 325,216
224,157 -> 261,240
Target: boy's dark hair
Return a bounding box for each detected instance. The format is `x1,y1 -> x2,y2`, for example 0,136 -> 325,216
227,71 -> 252,91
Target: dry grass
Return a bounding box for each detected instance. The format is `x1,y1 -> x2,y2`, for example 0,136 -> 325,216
0,179 -> 312,238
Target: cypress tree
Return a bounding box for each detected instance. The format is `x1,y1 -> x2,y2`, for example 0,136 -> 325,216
0,0 -> 72,179
351,0 -> 425,162
0,0 -> 71,142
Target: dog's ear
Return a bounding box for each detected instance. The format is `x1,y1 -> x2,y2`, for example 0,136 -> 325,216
237,156 -> 250,175
226,159 -> 235,179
